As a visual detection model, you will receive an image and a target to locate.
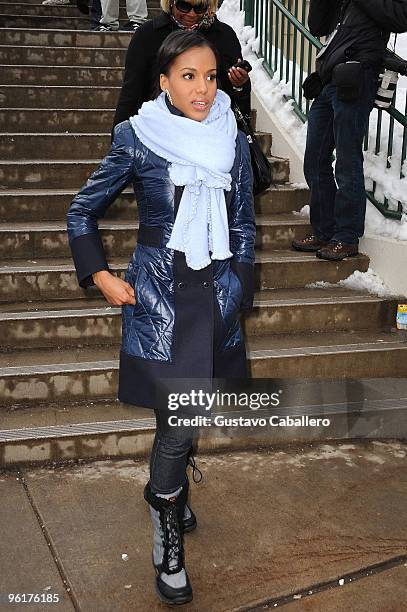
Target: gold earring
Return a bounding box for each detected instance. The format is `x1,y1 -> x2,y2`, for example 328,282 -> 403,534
165,88 -> 174,106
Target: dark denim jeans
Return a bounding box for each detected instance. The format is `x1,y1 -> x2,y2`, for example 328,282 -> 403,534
304,67 -> 378,245
90,0 -> 102,29
149,408 -> 199,494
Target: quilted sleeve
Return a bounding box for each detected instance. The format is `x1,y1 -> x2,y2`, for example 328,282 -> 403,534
229,131 -> 256,311
66,121 -> 136,288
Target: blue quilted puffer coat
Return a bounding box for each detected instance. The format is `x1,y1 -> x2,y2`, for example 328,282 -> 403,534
67,116 -> 255,410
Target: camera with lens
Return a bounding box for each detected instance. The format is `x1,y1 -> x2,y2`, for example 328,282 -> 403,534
374,49 -> 407,109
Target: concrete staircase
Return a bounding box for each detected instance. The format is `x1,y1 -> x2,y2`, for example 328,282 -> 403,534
1,0 -> 406,467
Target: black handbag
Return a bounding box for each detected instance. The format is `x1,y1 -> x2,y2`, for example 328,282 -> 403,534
233,105 -> 272,196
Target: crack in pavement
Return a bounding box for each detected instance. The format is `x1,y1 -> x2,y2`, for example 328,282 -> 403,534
17,468 -> 81,612
232,553 -> 407,611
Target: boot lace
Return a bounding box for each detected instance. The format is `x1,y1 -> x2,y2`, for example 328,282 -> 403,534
188,452 -> 203,484
162,504 -> 183,574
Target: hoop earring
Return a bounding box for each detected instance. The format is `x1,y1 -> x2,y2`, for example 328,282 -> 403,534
165,88 -> 174,106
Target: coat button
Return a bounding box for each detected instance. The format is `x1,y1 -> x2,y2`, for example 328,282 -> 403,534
202,281 -> 211,288
177,281 -> 186,289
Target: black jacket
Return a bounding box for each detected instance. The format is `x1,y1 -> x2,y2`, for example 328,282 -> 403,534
112,11 -> 251,128
309,0 -> 407,83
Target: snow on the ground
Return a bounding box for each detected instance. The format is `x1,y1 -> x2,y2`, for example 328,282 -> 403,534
218,1 -> 407,238
307,268 -> 396,297
218,0 -> 308,153
363,33 -> 407,211
292,204 -> 310,218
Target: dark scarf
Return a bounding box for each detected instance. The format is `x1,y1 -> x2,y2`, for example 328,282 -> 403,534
169,8 -> 215,31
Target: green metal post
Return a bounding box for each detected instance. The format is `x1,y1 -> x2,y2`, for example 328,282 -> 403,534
244,0 -> 255,27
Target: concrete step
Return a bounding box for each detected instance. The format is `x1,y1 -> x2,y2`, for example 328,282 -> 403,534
0,156 -> 289,189
0,133 -> 113,160
257,184 -> 309,214
268,155 -> 289,183
0,85 -> 121,108
255,250 -> 369,290
0,107 -> 258,134
0,28 -> 132,47
0,399 -> 157,467
0,159 -> 101,189
0,289 -> 397,351
248,330 -> 407,378
0,188 -> 135,223
1,64 -> 124,85
0,44 -> 127,66
0,14 -> 98,29
0,108 -> 115,132
0,185 -> 307,223
0,215 -> 310,259
2,394 -> 407,468
2,400 -> 407,469
0,3 -> 139,18
0,251 -> 369,302
16,0 -> 158,5
1,330 -> 406,408
0,131 -> 274,160
0,10 -> 159,29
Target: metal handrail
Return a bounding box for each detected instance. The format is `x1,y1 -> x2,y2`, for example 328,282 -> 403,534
241,0 -> 407,219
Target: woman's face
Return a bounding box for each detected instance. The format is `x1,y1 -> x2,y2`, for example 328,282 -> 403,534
171,0 -> 208,29
160,45 -> 217,122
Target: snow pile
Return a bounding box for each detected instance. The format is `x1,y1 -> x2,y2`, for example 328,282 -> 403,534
307,268 -> 395,297
218,0 -> 307,153
363,34 -> 407,211
364,200 -> 407,240
292,204 -> 310,218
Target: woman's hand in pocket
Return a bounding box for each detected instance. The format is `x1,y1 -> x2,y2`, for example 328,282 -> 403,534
92,270 -> 136,306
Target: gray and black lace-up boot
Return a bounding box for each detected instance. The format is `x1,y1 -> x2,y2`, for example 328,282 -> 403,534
144,481 -> 193,605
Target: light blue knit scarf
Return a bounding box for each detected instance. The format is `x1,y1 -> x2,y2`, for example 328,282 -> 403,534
129,90 -> 237,270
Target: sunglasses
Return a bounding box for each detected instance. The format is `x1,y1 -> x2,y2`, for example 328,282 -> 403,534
174,0 -> 208,14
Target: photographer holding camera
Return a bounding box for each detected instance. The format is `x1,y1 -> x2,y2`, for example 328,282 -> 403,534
292,0 -> 407,260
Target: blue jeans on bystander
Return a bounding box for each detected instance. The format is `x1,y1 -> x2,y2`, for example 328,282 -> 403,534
304,67 -> 378,245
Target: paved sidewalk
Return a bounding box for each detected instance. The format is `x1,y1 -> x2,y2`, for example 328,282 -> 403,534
1,441 -> 407,611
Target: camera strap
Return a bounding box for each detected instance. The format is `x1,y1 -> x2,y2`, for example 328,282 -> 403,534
316,0 -> 352,59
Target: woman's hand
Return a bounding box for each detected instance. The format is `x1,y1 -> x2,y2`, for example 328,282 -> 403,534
92,270 -> 136,306
228,59 -> 250,88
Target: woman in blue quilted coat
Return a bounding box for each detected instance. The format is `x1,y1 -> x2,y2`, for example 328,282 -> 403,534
67,31 -> 255,605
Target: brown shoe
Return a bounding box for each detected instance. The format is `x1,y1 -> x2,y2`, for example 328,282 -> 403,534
316,241 -> 359,260
292,234 -> 330,252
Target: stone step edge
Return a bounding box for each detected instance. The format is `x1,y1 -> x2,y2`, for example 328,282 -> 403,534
0,85 -> 121,89
1,340 -> 406,377
0,156 -> 279,165
0,44 -> 126,50
0,217 -> 309,231
0,108 -> 114,113
1,132 -> 111,135
2,63 -> 123,69
0,183 -> 306,196
0,293 -> 391,321
0,184 -> 305,193
1,400 -> 405,467
0,26 -> 132,32
2,397 -> 405,443
0,252 -> 368,272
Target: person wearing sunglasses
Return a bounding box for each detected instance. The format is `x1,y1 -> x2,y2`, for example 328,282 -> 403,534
112,0 -> 251,131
